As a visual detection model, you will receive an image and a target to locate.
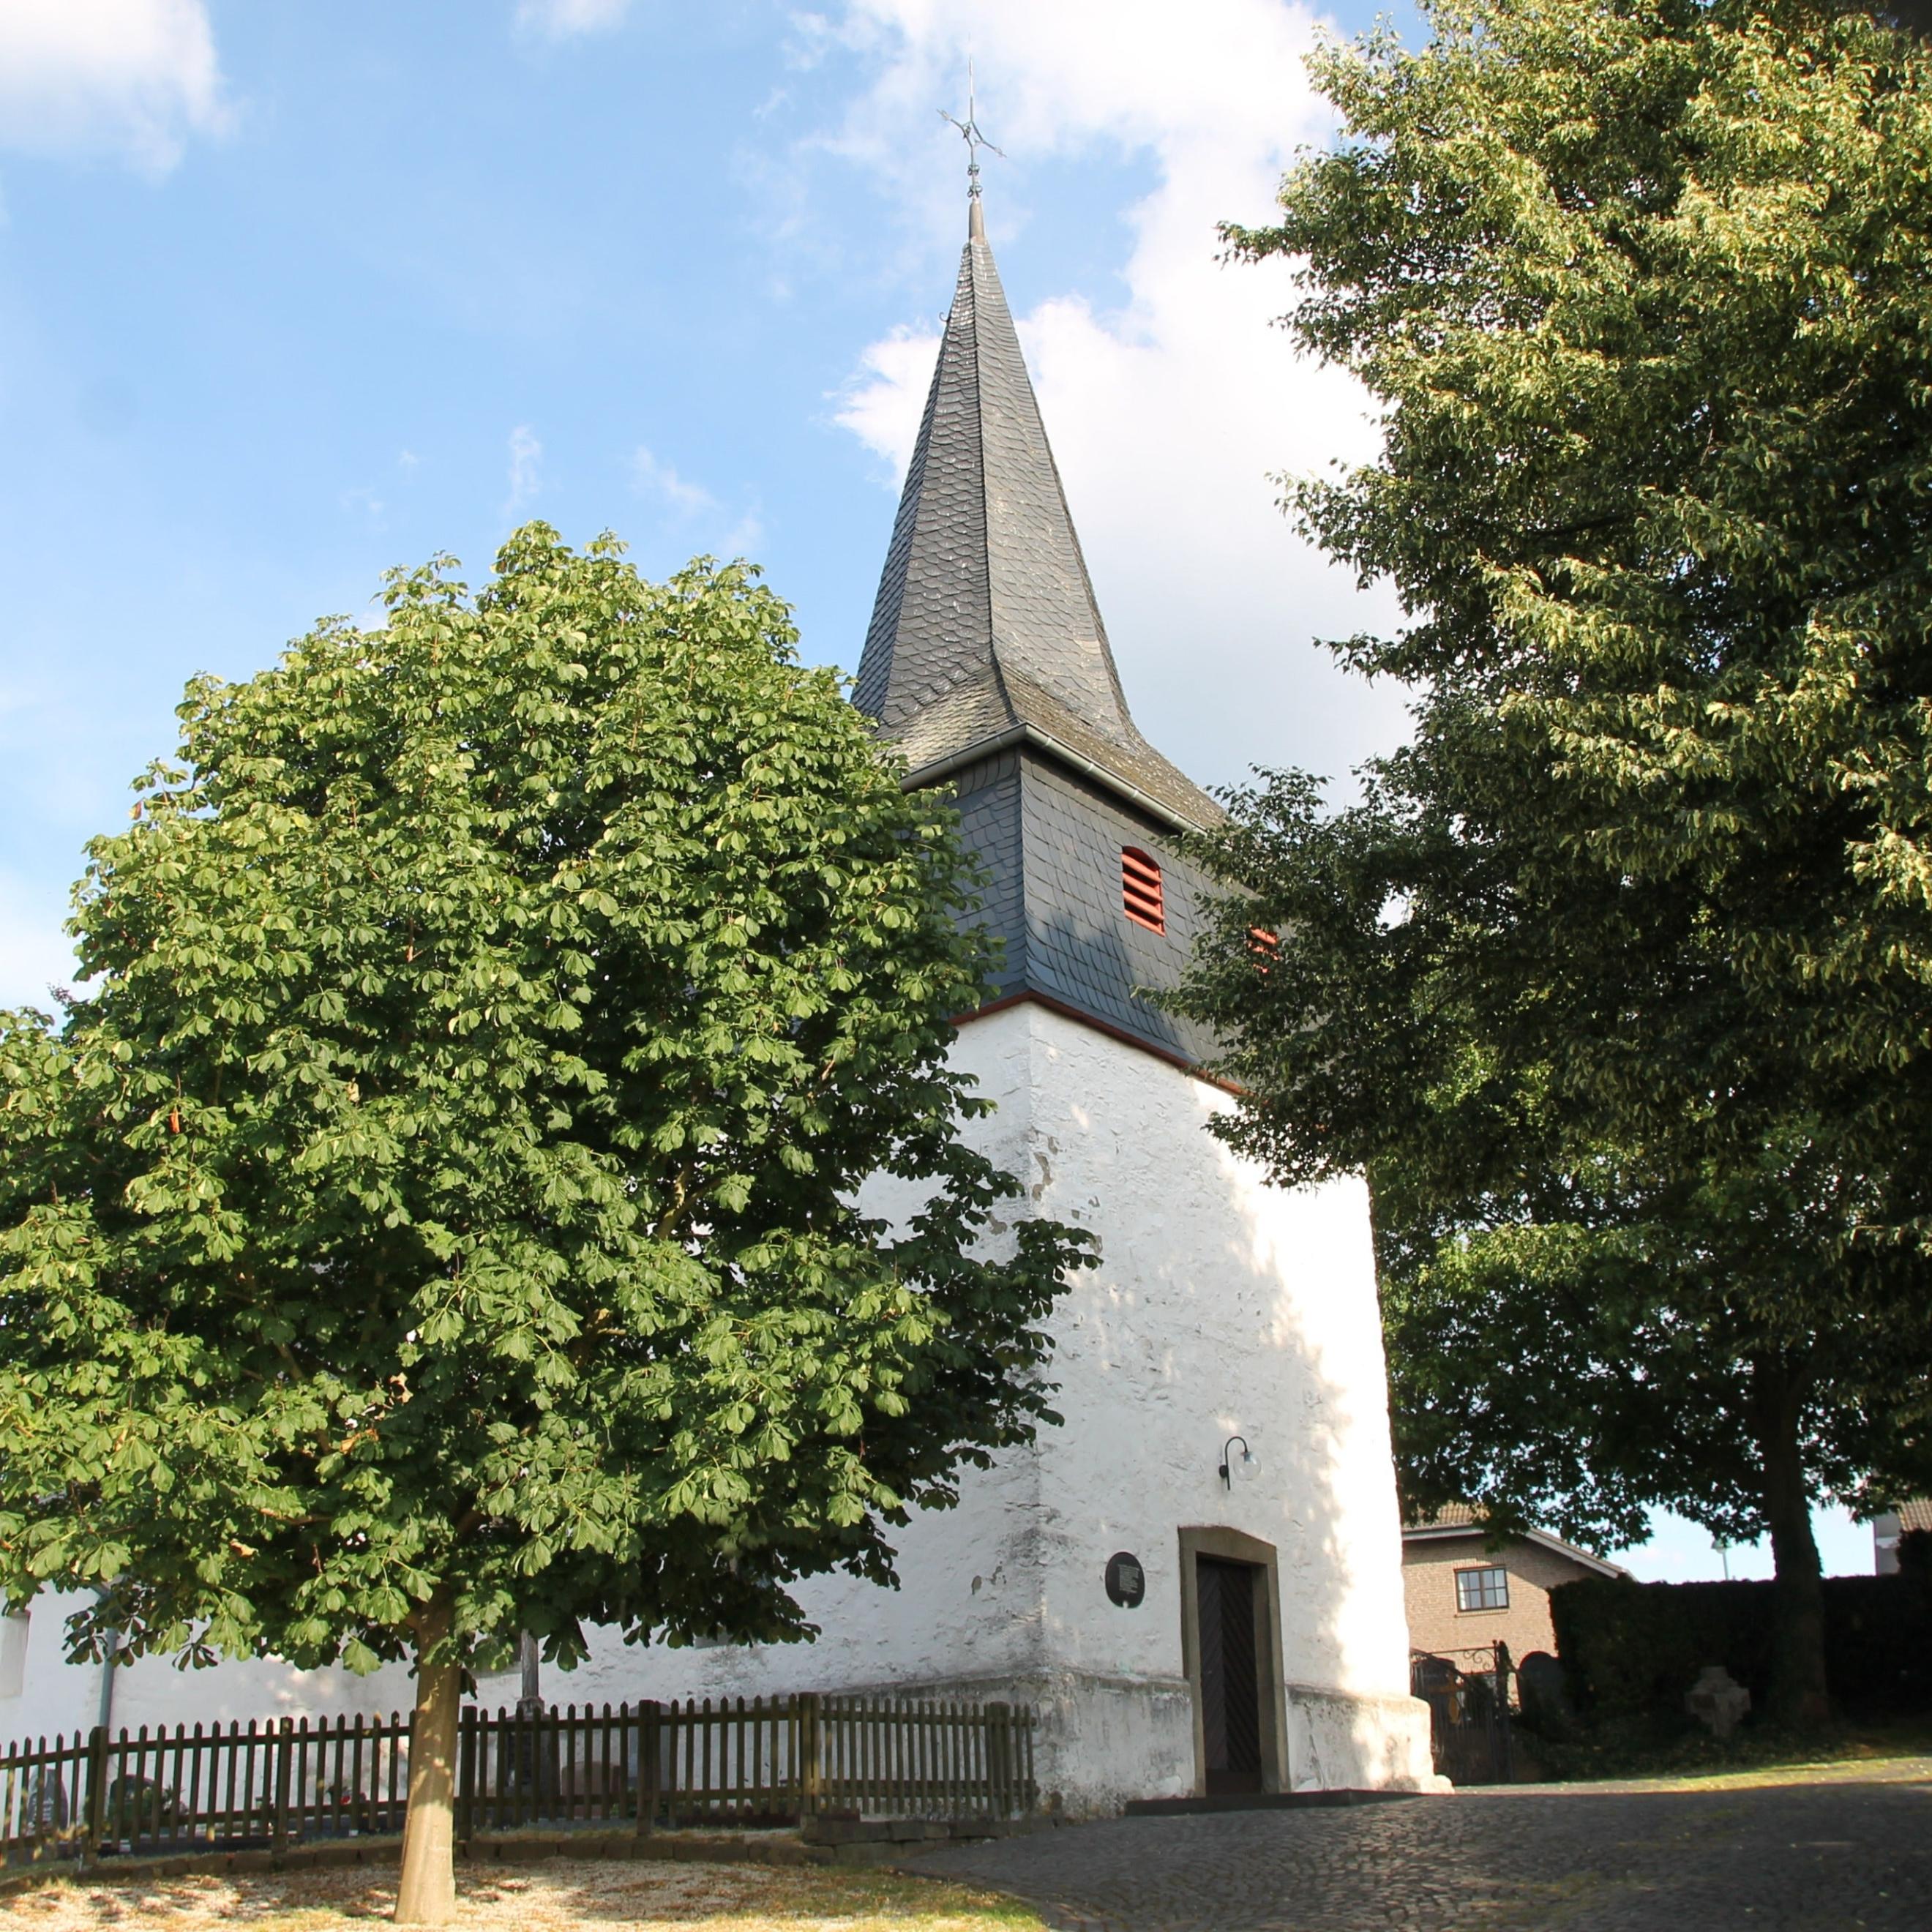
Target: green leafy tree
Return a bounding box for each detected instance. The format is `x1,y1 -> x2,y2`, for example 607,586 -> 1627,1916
1177,775 -> 1932,1722
1172,0 -> 1932,1725
0,528 -> 1087,1921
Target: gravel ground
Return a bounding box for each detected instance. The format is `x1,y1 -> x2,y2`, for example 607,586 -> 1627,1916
0,1860 -> 1046,1931
12,1762 -> 1930,1931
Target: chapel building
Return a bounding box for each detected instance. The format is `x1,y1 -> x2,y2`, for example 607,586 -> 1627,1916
0,196 -> 1437,1813
574,197 -> 1437,1807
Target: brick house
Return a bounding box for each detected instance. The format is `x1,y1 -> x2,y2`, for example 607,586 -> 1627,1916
1402,1508 -> 1626,1666
1873,1499 -> 1932,1573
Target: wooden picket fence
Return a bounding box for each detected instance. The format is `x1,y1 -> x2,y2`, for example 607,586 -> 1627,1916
0,1693 -> 1036,1865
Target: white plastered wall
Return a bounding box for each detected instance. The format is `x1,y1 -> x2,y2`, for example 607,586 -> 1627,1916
0,1587 -> 420,1747
0,1000 -> 1436,1807
570,999 -> 1436,1808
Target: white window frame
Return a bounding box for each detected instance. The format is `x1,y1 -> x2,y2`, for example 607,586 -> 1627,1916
1454,1565 -> 1510,1614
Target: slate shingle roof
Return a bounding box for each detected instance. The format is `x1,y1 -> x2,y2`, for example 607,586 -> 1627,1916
854,203 -> 1219,834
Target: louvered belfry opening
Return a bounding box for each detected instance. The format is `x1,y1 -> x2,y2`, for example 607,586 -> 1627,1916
1121,847 -> 1165,933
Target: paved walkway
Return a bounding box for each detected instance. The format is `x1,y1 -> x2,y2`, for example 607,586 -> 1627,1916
903,1765 -> 1932,1931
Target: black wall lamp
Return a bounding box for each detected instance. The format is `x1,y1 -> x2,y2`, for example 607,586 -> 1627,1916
1218,1434 -> 1256,1489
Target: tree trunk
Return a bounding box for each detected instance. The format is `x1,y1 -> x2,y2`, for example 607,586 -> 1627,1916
394,1588 -> 462,1926
1751,1357 -> 1831,1729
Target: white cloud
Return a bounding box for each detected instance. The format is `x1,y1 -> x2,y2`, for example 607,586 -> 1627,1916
0,0 -> 226,173
503,424 -> 544,520
632,446 -> 717,516
833,326 -> 937,479
629,446 -> 767,562
515,0 -> 632,37
719,509 -> 765,559
820,0 -> 1411,795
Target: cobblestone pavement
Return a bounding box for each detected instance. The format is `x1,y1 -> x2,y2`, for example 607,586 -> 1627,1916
902,1766 -> 1932,1931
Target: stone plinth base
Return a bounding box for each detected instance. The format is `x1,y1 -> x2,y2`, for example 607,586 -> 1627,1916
858,1669 -> 1446,1816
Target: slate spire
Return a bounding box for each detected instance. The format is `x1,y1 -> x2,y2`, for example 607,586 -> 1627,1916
853,203 -> 1215,828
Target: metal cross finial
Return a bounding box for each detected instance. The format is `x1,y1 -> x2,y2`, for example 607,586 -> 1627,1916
939,60 -> 1003,201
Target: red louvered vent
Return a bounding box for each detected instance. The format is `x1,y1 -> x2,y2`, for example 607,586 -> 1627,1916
1249,926 -> 1280,970
1121,847 -> 1165,934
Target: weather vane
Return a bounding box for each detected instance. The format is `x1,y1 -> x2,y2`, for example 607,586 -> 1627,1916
939,60 -> 1003,201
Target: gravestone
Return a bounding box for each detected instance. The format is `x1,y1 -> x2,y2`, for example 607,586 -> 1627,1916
1516,1650 -> 1572,1735
1685,1664 -> 1751,1739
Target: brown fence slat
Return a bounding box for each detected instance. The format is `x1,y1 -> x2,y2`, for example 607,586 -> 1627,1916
0,1684 -> 1034,1862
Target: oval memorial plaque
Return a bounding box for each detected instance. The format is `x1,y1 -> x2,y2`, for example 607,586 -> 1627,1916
1104,1551 -> 1146,1609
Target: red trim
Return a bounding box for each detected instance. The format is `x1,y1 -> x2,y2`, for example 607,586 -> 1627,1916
947,989 -> 1242,1096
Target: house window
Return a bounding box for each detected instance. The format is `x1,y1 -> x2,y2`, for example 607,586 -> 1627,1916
1455,1565 -> 1510,1613
1122,847 -> 1165,933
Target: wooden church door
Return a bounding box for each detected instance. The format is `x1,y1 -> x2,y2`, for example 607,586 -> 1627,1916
1195,1557 -> 1265,1794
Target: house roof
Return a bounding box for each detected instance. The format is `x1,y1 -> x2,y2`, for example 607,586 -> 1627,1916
1409,1504 -> 1482,1530
1891,1499 -> 1932,1535
1401,1508 -> 1628,1580
852,199 -> 1219,834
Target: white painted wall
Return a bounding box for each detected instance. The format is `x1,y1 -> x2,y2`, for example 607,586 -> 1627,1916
0,1588 -> 419,1745
0,1000 -> 1436,1807
0,1593 -> 103,1745
566,1000 -> 1436,1806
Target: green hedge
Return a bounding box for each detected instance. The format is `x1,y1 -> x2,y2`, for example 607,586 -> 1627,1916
1548,1573 -> 1932,1723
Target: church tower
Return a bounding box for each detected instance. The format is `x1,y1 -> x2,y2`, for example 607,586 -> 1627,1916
549,196 -> 1437,1811
804,199 -> 1439,1806
583,200 -> 1436,1808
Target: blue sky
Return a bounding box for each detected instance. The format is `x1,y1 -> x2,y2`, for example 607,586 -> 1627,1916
0,0 -> 1879,1583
